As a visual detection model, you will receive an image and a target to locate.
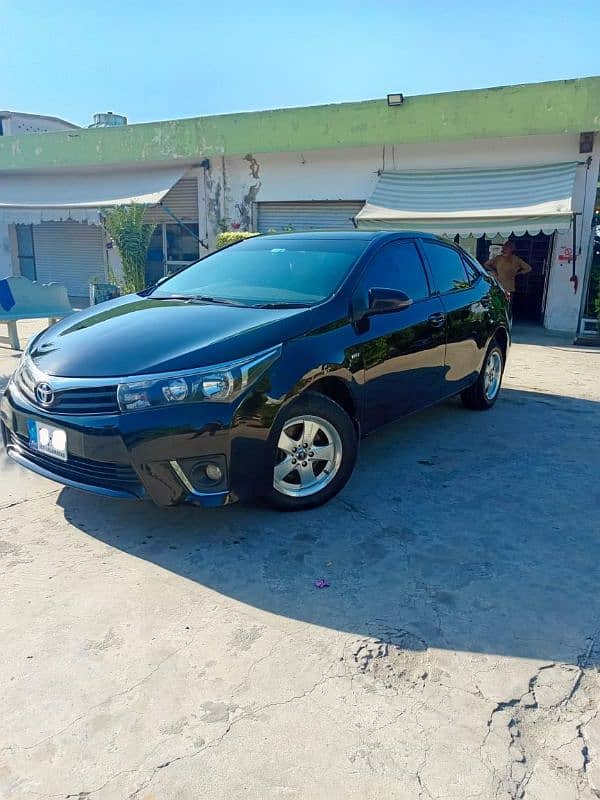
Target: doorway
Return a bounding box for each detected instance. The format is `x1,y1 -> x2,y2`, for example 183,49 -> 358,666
145,222 -> 200,285
15,224 -> 37,280
476,232 -> 554,323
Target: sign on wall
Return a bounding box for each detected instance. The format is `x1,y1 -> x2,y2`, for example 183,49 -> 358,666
558,245 -> 573,262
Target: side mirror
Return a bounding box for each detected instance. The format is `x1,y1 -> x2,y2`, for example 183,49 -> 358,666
368,287 -> 412,315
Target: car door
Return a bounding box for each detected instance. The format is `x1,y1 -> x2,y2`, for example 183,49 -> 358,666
419,240 -> 491,395
354,239 -> 447,432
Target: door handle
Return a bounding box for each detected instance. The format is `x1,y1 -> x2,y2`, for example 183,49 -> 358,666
428,312 -> 446,328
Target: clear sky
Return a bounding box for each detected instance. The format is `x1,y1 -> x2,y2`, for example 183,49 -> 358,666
2,0 -> 599,127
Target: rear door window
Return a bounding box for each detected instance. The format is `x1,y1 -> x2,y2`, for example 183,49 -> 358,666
421,241 -> 471,294
461,252 -> 484,285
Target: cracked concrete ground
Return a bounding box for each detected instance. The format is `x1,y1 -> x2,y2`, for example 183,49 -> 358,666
1,320 -> 599,800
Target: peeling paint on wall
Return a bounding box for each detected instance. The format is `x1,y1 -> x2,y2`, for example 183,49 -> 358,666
201,163 -> 223,250
239,154 -> 262,230
221,157 -> 231,229
244,153 -> 260,180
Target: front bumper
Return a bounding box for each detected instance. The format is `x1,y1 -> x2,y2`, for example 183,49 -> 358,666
1,381 -> 273,507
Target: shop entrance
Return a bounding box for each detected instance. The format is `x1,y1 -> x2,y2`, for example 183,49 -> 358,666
145,222 -> 201,285
476,232 -> 554,323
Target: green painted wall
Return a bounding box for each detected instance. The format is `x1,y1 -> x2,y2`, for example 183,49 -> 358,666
1,78 -> 599,172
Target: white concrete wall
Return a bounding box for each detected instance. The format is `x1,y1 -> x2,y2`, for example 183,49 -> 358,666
544,152 -> 600,332
106,241 -> 124,282
2,113 -> 78,135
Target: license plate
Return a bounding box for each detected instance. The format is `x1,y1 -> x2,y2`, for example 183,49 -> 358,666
28,419 -> 68,461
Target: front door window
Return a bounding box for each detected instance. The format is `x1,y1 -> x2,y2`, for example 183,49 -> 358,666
421,241 -> 471,294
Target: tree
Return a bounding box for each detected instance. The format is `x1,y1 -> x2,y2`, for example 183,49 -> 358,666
103,204 -> 155,293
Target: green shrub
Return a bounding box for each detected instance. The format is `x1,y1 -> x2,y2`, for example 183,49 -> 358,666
103,204 -> 155,293
216,231 -> 259,249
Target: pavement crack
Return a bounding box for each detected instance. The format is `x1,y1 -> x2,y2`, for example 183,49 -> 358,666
0,489 -> 60,511
577,721 -> 591,774
481,654 -> 600,800
128,670 -> 348,799
20,643 -> 192,752
578,629 -> 600,670
232,632 -> 293,697
416,771 -> 434,800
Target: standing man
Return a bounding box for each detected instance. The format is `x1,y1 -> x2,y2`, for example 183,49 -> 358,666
485,240 -> 532,299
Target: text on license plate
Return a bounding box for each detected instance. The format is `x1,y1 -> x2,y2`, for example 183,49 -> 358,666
28,420 -> 68,461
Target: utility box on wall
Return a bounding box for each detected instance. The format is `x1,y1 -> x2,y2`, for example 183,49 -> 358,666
89,282 -> 120,305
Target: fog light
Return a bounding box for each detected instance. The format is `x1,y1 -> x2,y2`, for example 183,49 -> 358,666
205,463 -> 223,482
176,455 -> 227,493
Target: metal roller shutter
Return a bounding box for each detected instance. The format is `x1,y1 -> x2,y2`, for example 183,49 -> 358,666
33,221 -> 106,300
257,201 -> 364,233
144,178 -> 199,224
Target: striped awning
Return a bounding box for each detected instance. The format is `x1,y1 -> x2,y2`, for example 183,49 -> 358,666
355,162 -> 578,237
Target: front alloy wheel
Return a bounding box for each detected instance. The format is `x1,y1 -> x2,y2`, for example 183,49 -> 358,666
274,415 -> 343,498
267,392 -> 358,510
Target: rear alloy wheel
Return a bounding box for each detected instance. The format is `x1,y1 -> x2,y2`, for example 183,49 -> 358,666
461,341 -> 504,410
267,393 -> 357,510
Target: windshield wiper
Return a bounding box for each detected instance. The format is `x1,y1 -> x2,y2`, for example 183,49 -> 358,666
190,295 -> 248,306
150,294 -> 308,309
152,294 -> 247,307
254,301 -> 310,309
150,294 -> 195,301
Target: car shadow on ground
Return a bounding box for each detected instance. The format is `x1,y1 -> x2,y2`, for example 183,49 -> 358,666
57,388 -> 600,668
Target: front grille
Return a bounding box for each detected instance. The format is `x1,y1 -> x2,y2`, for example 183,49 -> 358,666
7,430 -> 141,493
53,386 -> 119,414
15,362 -> 119,415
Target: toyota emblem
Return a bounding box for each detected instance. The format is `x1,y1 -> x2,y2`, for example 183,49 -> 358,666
35,382 -> 54,407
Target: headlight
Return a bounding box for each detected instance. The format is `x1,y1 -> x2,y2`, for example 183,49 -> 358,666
117,345 -> 281,412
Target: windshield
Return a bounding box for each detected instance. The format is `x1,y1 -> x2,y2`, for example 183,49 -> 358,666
149,236 -> 369,306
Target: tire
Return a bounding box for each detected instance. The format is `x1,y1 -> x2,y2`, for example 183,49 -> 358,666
266,392 -> 358,511
461,340 -> 505,410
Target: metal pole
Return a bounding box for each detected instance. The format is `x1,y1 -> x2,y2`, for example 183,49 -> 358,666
159,202 -> 208,250
572,213 -> 577,281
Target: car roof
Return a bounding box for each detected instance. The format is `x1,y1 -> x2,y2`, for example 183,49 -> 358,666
255,230 -> 441,242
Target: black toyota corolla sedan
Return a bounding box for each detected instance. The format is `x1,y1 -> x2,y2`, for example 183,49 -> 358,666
1,231 -> 509,511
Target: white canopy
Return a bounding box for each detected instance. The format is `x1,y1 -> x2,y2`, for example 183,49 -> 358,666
0,166 -> 187,225
355,162 -> 578,237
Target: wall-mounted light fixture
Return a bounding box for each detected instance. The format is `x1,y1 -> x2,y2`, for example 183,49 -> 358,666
387,93 -> 404,107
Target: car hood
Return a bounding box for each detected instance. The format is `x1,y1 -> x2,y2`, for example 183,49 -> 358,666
29,294 -> 316,378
